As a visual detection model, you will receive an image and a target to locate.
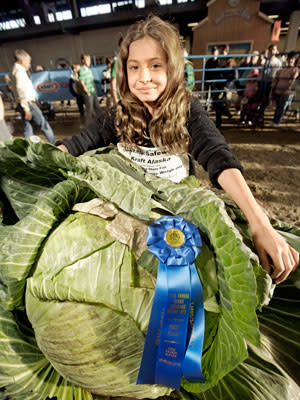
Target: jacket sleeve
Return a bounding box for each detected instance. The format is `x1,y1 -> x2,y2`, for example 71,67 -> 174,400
15,68 -> 31,112
55,110 -> 117,156
188,96 -> 243,188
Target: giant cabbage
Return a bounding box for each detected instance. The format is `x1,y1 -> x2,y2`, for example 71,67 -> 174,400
0,138 -> 299,400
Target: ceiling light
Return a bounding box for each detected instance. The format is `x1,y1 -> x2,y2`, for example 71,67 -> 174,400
268,15 -> 279,18
187,22 -> 199,27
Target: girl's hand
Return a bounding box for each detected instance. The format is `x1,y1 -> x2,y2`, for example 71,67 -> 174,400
217,169 -> 298,285
251,221 -> 299,284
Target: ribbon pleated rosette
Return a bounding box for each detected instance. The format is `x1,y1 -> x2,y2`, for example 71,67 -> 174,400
137,216 -> 205,390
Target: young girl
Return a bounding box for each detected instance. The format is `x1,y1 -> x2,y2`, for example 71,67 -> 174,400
56,15 -> 298,284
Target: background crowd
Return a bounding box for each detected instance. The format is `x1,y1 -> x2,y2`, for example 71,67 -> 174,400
204,44 -> 300,128
0,43 -> 299,143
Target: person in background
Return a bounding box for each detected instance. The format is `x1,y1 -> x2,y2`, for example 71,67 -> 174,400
238,51 -> 260,91
257,53 -> 266,68
56,15 -> 298,284
212,55 -> 234,128
223,57 -> 240,113
236,51 -> 259,112
238,54 -> 252,85
183,49 -> 195,91
2,74 -> 15,110
265,44 -> 282,76
223,57 -> 238,83
101,57 -> 113,108
78,53 -> 101,123
70,63 -> 85,124
0,94 -> 12,142
279,53 -> 287,67
251,50 -> 260,67
111,36 -> 123,106
11,49 -> 55,144
291,53 -> 300,122
259,44 -> 282,113
239,68 -> 260,125
205,46 -> 219,90
204,46 -> 220,111
271,51 -> 299,127
218,44 -> 229,68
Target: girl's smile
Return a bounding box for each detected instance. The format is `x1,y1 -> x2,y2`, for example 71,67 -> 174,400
127,35 -> 168,114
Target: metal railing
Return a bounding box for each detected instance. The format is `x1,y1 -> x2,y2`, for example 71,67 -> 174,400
185,53 -> 299,111
1,53 -> 299,112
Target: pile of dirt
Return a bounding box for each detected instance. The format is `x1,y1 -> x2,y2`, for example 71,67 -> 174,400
196,126 -> 300,227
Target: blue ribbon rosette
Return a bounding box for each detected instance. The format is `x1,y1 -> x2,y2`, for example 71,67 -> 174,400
136,216 -> 205,389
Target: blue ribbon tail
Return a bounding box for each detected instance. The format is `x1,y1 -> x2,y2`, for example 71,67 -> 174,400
136,262 -> 167,384
182,263 -> 205,382
155,264 -> 191,389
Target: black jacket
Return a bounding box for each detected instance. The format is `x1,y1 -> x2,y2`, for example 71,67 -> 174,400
56,96 -> 243,188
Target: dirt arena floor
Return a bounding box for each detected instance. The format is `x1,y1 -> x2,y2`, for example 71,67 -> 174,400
5,99 -> 300,228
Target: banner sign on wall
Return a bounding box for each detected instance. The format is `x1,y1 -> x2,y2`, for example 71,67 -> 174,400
31,65 -> 107,102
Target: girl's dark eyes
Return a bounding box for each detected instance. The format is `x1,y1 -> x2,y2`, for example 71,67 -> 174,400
127,64 -> 163,71
128,65 -> 138,71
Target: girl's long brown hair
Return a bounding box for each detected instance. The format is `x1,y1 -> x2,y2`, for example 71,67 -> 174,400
115,15 -> 190,153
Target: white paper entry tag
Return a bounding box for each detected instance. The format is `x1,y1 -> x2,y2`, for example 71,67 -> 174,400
117,143 -> 189,183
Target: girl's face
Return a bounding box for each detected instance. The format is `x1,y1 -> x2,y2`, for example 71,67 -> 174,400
126,35 -> 168,113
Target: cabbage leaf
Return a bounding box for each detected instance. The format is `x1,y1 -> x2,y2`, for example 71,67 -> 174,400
0,138 -> 299,400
